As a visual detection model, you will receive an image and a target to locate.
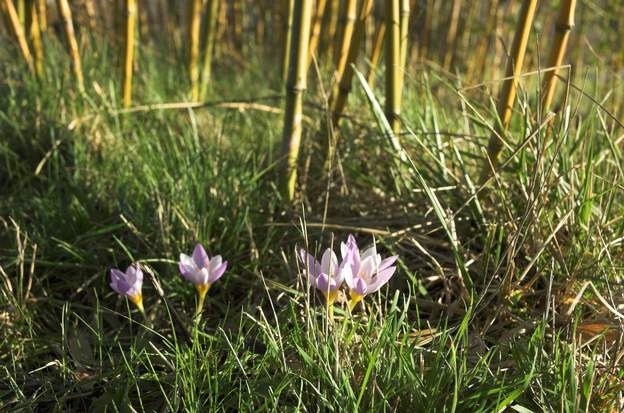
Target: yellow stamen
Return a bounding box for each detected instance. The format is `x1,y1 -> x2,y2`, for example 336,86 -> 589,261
195,283 -> 212,315
322,290 -> 338,322
348,291 -> 364,313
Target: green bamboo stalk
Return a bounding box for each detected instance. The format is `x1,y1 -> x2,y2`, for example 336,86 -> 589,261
122,0 -> 137,108
199,0 -> 220,99
307,0 -> 328,67
281,0 -> 314,200
56,0 -> 84,91
281,0 -> 295,84
481,0 -> 537,180
366,19 -> 385,86
188,0 -> 202,101
385,0 -> 401,135
541,0 -> 576,115
2,0 -> 34,72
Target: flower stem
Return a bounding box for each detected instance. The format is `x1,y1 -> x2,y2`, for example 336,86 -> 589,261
195,283 -> 211,316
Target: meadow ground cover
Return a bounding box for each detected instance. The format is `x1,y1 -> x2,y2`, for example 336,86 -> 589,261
1,0 -> 624,411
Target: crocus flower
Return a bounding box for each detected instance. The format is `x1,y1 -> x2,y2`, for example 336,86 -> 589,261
110,264 -> 144,314
299,247 -> 352,307
179,243 -> 228,314
341,235 -> 398,311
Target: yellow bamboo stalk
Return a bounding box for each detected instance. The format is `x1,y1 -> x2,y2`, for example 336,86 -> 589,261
199,0 -> 219,99
2,0 -> 34,72
540,0 -> 576,115
37,0 -> 46,32
122,0 -> 137,108
468,0 -> 499,82
307,0 -> 327,66
28,0 -> 43,77
325,0 -> 340,59
56,0 -> 84,91
366,19 -> 385,86
398,0 -> 409,93
333,0 -> 357,92
281,0 -> 314,200
188,0 -> 202,101
330,0 -> 374,126
84,0 -> 97,29
17,0 -> 25,25
385,0 -> 401,135
482,0 -> 537,178
442,0 -> 463,69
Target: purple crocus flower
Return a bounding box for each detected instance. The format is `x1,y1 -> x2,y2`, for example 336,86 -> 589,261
299,247 -> 352,306
179,244 -> 228,313
340,234 -> 398,310
110,264 -> 144,313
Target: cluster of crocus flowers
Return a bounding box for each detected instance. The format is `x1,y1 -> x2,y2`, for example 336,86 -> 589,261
110,264 -> 145,315
299,234 -> 398,317
110,243 -> 227,317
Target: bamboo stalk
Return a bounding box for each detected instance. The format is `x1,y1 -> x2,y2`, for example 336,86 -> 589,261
2,0 -> 34,72
333,0 -> 357,89
366,19 -> 385,86
331,0 -> 374,126
385,0 -> 401,135
199,0 -> 219,99
540,0 -> 576,115
17,0 -> 25,25
307,0 -> 327,67
122,0 -> 137,108
469,0 -> 499,82
324,0 -> 340,59
281,0 -> 295,84
28,0 -> 43,77
442,0 -> 463,69
281,0 -> 314,200
37,0 -> 46,32
56,0 -> 84,91
398,0 -> 409,92
84,0 -> 97,29
482,0 -> 537,179
188,0 -> 202,101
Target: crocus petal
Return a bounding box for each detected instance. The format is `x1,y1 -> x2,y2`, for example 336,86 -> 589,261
315,273 -> 338,293
179,253 -> 199,274
352,277 -> 368,296
192,244 -> 210,268
110,268 -> 130,295
125,265 -> 143,296
359,256 -> 377,283
208,261 -> 228,283
320,248 -> 338,277
209,255 -> 223,273
367,266 -> 397,293
379,255 -> 398,272
299,249 -> 321,285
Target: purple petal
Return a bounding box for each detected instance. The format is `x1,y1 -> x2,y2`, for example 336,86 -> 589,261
320,248 -> 338,276
367,266 -> 397,293
299,248 -> 321,285
208,260 -> 228,283
192,244 -> 210,268
352,277 -> 368,296
379,255 -> 398,272
315,273 -> 338,293
110,268 -> 131,295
